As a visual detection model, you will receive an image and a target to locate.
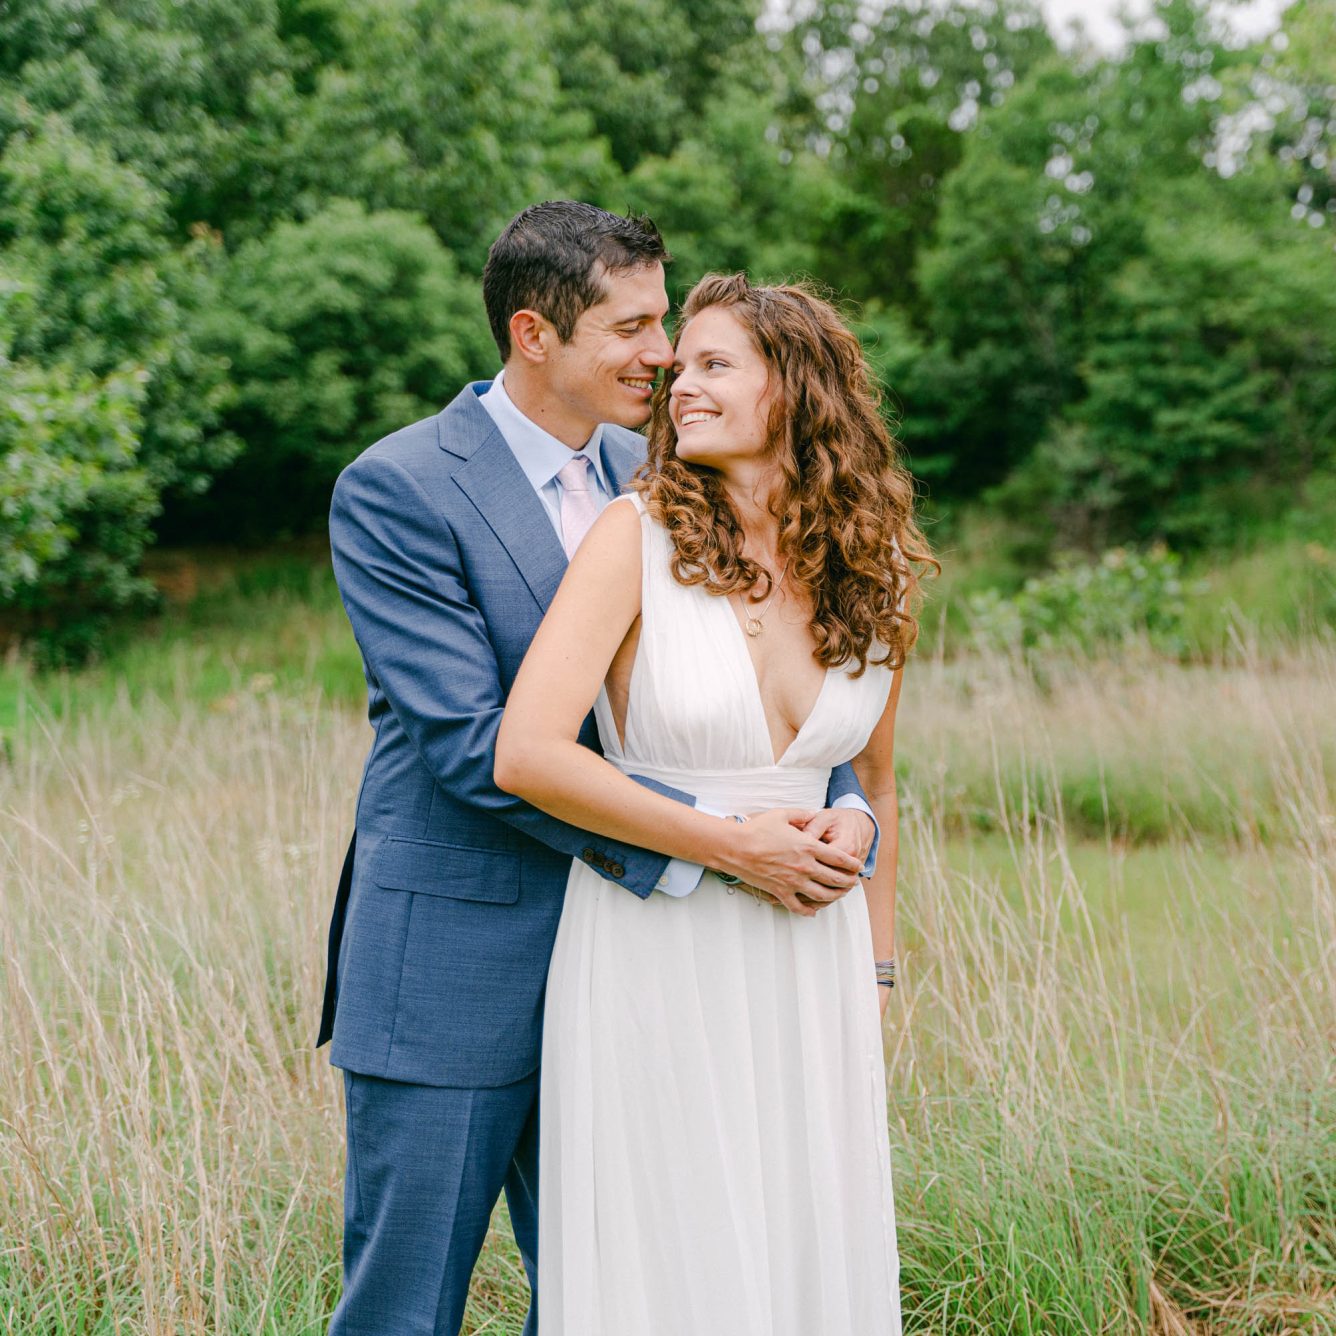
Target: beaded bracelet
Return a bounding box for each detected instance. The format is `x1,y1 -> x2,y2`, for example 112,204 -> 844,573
875,958 -> 896,989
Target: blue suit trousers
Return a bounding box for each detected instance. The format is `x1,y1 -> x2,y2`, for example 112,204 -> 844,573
329,1071 -> 540,1336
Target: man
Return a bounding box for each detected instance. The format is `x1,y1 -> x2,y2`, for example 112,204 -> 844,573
320,201 -> 877,1335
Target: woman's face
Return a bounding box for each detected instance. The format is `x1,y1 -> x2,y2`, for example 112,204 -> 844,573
668,306 -> 777,471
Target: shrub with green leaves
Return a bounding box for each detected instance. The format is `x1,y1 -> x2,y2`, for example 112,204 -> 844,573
0,119 -> 235,661
189,200 -> 495,537
967,546 -> 1199,655
0,341 -> 155,665
0,117 -> 236,495
999,192 -> 1336,552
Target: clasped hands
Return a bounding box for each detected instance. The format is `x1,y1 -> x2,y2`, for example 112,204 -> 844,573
713,806 -> 874,918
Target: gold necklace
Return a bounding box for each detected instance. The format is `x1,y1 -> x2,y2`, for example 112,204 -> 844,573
740,559 -> 790,637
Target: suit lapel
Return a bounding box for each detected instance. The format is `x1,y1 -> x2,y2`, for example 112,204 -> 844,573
599,429 -> 647,499
440,387 -> 652,615
443,386 -> 568,613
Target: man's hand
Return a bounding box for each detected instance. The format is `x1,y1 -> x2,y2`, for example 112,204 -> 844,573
798,807 -> 874,869
714,808 -> 862,918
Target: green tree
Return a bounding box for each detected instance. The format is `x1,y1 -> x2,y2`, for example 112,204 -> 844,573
0,117 -> 235,495
0,272 -> 157,664
623,76 -> 840,289
785,0 -> 1055,304
908,0 -> 1234,493
185,200 -> 494,537
283,0 -> 617,272
1003,190 -> 1336,550
1218,0 -> 1336,227
0,0 -> 312,239
545,0 -> 760,173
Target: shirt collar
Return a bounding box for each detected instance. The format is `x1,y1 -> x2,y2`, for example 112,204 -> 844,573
478,370 -> 609,495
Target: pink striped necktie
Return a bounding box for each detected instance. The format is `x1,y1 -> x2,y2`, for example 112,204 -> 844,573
556,455 -> 600,558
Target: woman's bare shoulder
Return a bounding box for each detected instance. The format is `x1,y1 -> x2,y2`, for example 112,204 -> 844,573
560,493 -> 645,593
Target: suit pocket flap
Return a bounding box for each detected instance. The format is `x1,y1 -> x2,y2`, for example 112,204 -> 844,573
370,837 -> 520,904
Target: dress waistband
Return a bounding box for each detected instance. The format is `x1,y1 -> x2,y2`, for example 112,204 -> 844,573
610,759 -> 832,814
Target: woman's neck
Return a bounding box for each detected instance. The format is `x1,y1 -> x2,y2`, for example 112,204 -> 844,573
721,472 -> 783,567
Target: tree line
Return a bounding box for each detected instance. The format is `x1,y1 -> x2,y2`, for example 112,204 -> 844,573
1,0 -> 1333,660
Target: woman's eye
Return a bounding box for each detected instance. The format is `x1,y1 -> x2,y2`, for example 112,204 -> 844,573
706,359 -> 727,370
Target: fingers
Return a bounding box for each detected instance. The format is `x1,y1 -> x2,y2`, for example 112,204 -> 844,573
810,839 -> 861,874
796,809 -> 837,841
742,883 -> 816,917
797,881 -> 848,904
733,877 -> 822,917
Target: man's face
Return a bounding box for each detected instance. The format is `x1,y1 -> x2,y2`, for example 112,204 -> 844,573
544,262 -> 673,433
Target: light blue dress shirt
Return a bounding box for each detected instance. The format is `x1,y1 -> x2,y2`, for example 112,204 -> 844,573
479,371 -> 875,895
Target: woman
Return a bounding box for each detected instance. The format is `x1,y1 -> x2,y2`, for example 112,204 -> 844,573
495,273 -> 934,1334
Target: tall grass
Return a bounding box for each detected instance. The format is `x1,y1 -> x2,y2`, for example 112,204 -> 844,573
1,640 -> 1332,1333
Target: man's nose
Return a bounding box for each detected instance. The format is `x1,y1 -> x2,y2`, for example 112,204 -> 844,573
643,326 -> 674,368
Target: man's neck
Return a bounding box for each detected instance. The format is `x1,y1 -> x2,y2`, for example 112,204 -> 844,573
500,364 -> 596,450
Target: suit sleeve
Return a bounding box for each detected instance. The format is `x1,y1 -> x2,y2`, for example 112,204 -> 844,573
330,452 -> 682,899
825,762 -> 881,874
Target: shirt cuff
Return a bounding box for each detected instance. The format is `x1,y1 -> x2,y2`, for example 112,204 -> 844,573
656,857 -> 706,896
832,793 -> 879,876
654,802 -> 726,896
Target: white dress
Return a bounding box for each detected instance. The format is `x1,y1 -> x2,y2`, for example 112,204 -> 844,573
538,494 -> 901,1336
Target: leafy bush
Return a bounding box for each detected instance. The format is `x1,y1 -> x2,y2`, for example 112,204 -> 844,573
282,2 -> 614,271
184,200 -> 495,538
967,546 -> 1200,656
0,117 -> 236,494
0,121 -> 235,662
0,0 -> 311,239
1000,194 -> 1336,552
0,329 -> 156,665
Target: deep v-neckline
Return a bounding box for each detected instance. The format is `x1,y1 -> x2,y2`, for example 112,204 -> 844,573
720,590 -> 833,766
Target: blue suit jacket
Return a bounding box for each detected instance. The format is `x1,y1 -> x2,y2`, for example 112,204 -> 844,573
319,383 -> 871,1087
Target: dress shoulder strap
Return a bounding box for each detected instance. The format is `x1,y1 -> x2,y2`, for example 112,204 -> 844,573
607,490 -> 648,517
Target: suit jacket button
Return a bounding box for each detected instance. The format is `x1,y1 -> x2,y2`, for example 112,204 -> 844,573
609,862 -> 625,878
582,848 -> 597,863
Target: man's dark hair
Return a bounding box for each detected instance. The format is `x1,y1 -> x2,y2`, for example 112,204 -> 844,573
482,201 -> 669,360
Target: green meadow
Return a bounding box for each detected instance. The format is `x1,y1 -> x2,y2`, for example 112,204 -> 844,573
2,546 -> 1332,1334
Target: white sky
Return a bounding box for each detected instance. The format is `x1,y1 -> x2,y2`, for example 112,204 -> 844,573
1039,0 -> 1290,50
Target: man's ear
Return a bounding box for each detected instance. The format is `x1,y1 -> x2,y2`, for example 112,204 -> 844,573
509,309 -> 553,364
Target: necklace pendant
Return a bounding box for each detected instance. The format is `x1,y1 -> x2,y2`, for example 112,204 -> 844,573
745,617 -> 764,637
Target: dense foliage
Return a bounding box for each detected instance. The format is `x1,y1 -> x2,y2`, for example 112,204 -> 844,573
1,0 -> 1333,657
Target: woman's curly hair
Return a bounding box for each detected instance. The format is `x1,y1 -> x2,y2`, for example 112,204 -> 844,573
637,272 -> 937,675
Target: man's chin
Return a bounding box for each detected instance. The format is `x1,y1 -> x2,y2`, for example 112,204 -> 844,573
606,405 -> 653,431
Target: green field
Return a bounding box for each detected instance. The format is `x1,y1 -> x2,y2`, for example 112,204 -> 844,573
1,560 -> 1333,1334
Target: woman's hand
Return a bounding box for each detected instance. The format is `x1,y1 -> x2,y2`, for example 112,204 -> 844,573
798,807 -> 875,868
715,808 -> 863,918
